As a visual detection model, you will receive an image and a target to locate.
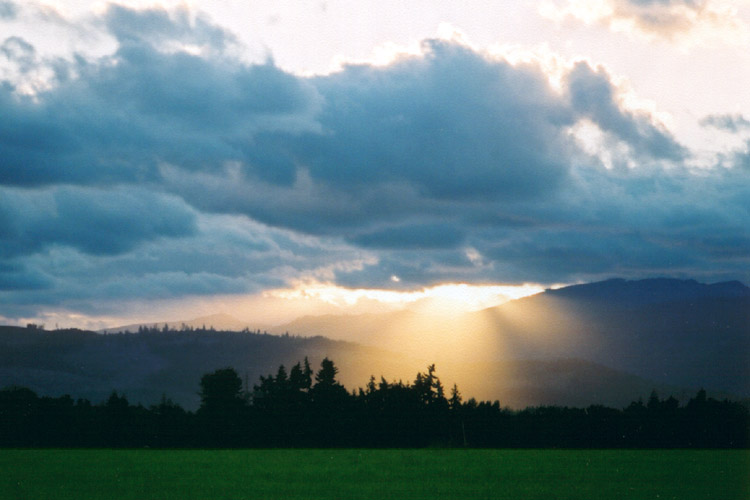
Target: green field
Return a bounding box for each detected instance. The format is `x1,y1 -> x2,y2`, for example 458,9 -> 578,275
1,449 -> 747,499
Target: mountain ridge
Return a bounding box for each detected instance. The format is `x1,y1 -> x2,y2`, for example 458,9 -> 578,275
268,278 -> 749,395
2,277 -> 747,409
0,324 -> 713,410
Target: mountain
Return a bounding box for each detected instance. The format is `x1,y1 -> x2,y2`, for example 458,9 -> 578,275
0,325 -> 419,410
543,278 -> 750,305
272,278 -> 750,396
475,278 -> 750,395
1,278 -> 746,409
101,313 -> 268,334
0,324 -> 690,410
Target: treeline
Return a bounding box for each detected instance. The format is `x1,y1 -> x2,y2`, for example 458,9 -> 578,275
132,324 -> 275,335
1,358 -> 747,448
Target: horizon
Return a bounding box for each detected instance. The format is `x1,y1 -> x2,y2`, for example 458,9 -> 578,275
1,1 -> 749,331
5,276 -> 746,334
2,275 -> 747,411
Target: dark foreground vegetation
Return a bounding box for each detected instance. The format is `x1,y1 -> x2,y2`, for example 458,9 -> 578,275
1,358 -> 748,448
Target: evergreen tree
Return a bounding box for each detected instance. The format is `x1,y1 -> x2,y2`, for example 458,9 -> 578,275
197,368 -> 247,446
449,384 -> 462,410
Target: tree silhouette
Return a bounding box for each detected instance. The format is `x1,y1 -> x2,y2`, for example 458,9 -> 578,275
289,357 -> 313,392
313,357 -> 338,387
0,362 -> 748,449
197,368 -> 247,446
309,358 -> 355,445
199,368 -> 245,409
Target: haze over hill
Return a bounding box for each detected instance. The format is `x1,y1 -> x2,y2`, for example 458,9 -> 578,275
270,278 -> 750,395
101,313 -> 265,335
2,278 -> 747,410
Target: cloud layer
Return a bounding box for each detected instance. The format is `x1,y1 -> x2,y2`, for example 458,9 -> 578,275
543,0 -> 749,45
0,3 -> 748,323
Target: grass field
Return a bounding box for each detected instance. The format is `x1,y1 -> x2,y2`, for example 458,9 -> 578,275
1,449 -> 747,499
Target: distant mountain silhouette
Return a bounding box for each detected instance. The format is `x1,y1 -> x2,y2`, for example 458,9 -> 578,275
0,325 -> 418,410
478,278 -> 749,395
0,324 -> 693,410
100,313 -> 264,334
1,278 -> 746,409
271,278 -> 749,396
544,277 -> 750,305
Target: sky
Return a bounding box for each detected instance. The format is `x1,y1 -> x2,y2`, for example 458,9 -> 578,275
0,0 -> 748,329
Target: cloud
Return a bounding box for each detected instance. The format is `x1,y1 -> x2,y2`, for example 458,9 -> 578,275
104,3 -> 236,54
0,186 -> 197,258
350,222 -> 467,250
0,3 -> 747,324
483,164 -> 750,281
727,141 -> 750,171
164,41 -> 686,237
613,0 -> 710,32
0,212 -> 375,320
701,113 -> 750,132
542,0 -> 749,45
566,62 -> 687,161
300,40 -> 577,200
701,114 -> 750,171
0,262 -> 50,291
0,1 -> 18,20
1,36 -> 34,72
0,11 -> 320,187
331,159 -> 750,288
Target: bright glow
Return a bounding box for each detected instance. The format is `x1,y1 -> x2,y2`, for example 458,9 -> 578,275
20,281 -> 547,332
266,281 -> 544,316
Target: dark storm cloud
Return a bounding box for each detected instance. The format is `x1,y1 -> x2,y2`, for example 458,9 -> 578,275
165,41 -> 689,237
728,141 -> 750,171
0,214 -> 371,318
0,2 -> 747,322
566,62 -> 687,161
150,28 -> 742,286
350,222 -> 466,249
0,262 -> 50,291
0,13 -> 319,187
0,186 -> 197,257
329,158 -> 750,287
300,40 -> 576,200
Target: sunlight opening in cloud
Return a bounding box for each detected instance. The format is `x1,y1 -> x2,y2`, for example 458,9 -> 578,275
570,119 -> 617,169
328,39 -> 423,74
327,22 -> 472,75
266,281 -> 544,317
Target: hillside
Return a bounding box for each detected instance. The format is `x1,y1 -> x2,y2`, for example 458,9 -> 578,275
99,313 -> 264,334
0,326 -> 416,409
271,278 -> 750,395
0,323 -> 690,410
1,278 -> 746,409
478,278 -> 750,394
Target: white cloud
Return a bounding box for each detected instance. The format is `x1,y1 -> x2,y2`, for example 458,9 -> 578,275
541,0 -> 750,47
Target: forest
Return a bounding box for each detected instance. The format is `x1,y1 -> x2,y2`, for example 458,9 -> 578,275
1,357 -> 747,449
